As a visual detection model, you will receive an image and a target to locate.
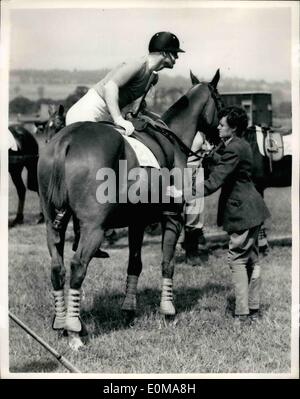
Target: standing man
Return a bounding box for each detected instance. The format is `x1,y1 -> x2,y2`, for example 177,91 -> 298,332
182,131 -> 211,265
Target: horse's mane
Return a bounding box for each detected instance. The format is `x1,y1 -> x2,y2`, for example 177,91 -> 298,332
162,96 -> 189,124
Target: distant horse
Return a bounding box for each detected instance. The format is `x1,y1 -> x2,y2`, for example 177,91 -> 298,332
243,125 -> 292,251
8,125 -> 44,227
38,69 -> 222,349
44,104 -> 65,143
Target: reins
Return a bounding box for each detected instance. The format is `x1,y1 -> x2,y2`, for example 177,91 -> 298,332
134,82 -> 223,162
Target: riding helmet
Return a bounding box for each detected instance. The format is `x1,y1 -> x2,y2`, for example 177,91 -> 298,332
148,32 -> 185,53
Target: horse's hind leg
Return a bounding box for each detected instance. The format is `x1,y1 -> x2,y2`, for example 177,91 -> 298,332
121,223 -> 145,317
45,217 -> 70,331
65,223 -> 105,346
9,168 -> 26,226
72,215 -> 109,259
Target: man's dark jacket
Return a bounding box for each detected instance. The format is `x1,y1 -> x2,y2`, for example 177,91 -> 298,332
203,136 -> 270,233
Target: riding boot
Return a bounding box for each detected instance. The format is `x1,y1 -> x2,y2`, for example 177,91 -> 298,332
185,229 -> 208,266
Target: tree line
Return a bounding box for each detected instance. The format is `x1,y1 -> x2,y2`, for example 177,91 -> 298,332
9,84 -> 291,120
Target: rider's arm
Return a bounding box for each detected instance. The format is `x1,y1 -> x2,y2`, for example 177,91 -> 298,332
103,61 -> 142,124
103,80 -> 123,123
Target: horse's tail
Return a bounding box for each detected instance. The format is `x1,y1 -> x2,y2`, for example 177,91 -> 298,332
47,134 -> 71,210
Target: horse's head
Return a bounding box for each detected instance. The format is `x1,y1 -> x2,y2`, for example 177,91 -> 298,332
189,69 -> 223,145
162,69 -> 223,147
45,104 -> 65,143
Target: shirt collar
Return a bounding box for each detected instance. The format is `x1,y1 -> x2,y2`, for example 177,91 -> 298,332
222,136 -> 234,146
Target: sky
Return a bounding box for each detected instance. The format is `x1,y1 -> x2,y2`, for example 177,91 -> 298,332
4,1 -> 296,82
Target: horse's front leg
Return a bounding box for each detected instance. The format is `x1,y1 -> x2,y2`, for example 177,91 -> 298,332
160,211 -> 184,316
121,223 -> 145,317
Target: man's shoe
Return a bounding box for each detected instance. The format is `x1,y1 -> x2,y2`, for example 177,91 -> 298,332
234,315 -> 248,325
249,309 -> 260,322
186,251 -> 203,266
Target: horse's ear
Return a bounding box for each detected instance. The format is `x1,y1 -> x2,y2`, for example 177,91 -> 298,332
48,104 -> 56,116
190,70 -> 200,85
210,69 -> 220,88
58,104 -> 65,116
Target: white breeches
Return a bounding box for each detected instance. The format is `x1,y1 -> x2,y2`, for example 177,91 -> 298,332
65,88 -> 112,126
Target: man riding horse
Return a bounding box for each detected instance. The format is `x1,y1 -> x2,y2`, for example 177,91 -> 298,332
65,31 -> 184,130
54,32 -> 185,256
39,58 -> 222,349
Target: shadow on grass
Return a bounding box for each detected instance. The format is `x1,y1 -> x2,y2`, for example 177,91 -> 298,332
10,359 -> 59,373
82,282 -> 229,337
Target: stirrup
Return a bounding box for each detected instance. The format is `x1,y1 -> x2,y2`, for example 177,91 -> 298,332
52,208 -> 67,230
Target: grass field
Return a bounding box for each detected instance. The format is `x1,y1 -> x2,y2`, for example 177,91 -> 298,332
7,166 -> 295,375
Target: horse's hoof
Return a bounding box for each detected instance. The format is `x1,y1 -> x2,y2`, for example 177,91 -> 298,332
57,329 -> 68,339
121,295 -> 137,312
9,216 -> 24,228
122,310 -> 136,326
62,329 -> 69,337
159,314 -> 176,329
68,332 -> 85,351
259,245 -> 269,256
52,315 -> 66,331
160,301 -> 176,316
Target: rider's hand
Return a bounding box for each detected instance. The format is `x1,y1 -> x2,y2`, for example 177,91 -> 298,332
114,117 -> 135,136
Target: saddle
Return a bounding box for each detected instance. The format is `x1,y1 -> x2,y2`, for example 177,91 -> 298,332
255,125 -> 284,162
129,113 -> 177,169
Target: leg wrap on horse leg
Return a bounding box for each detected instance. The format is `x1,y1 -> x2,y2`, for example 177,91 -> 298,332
65,288 -> 82,332
121,275 -> 138,311
160,278 -> 175,316
52,289 -> 66,330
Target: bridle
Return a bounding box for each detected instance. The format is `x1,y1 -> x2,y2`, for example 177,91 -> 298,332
145,82 -> 223,163
184,83 -> 223,163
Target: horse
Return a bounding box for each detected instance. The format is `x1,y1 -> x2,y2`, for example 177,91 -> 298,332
37,69 -> 222,349
8,125 -> 44,227
243,125 -> 292,252
44,104 -> 65,143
